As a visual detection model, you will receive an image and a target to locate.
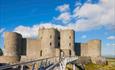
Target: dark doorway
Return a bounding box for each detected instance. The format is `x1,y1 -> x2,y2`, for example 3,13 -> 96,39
40,50 -> 42,56
69,50 -> 71,56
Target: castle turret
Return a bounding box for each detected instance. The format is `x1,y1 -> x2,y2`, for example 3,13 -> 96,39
3,32 -> 22,63
40,28 -> 59,58
60,29 -> 75,56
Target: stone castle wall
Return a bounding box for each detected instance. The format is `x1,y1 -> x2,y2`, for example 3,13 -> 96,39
76,40 -> 101,57
0,28 -> 101,64
81,43 -> 88,56
87,39 -> 101,57
26,39 -> 41,59
0,56 -> 20,64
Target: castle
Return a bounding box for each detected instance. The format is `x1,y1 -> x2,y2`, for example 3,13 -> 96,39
0,28 -> 101,64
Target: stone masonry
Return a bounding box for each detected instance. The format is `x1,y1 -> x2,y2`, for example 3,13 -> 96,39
0,28 -> 101,64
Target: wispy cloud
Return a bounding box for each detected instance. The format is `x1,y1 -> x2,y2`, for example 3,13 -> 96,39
106,43 -> 115,47
0,28 -> 5,34
0,28 -> 5,38
56,12 -> 71,24
55,4 -> 71,24
107,36 -> 115,40
56,4 -> 70,12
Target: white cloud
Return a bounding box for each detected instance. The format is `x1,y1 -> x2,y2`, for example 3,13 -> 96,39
107,36 -> 115,40
14,25 -> 35,38
56,12 -> 71,24
0,28 -> 5,38
13,23 -> 69,38
55,0 -> 115,31
73,4 -> 102,18
0,28 -> 5,34
74,0 -> 115,31
56,4 -> 70,12
55,4 -> 71,24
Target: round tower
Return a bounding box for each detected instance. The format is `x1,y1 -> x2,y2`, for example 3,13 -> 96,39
41,28 -> 58,58
4,32 -> 22,63
87,39 -> 101,57
60,29 -> 75,56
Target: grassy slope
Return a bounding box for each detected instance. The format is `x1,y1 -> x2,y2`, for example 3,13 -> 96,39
85,63 -> 115,70
66,58 -> 115,70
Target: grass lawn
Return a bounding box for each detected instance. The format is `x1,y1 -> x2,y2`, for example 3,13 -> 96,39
66,58 -> 115,70
85,63 -> 115,70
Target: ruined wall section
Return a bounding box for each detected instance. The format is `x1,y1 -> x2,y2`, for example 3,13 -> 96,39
81,43 -> 88,56
79,40 -> 101,57
87,40 -> 101,57
26,39 -> 41,59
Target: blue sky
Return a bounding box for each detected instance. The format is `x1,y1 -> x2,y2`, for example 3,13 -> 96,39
0,0 -> 115,56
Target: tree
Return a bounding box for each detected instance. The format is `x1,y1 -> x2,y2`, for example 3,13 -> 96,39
0,48 -> 3,56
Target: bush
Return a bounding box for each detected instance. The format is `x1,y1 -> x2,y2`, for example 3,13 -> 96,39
0,48 -> 3,56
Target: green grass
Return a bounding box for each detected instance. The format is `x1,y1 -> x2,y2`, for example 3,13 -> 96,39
66,58 -> 115,70
85,63 -> 115,70
85,58 -> 115,70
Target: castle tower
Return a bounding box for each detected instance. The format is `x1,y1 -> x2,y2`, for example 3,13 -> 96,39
40,28 -> 59,58
4,32 -> 22,56
60,29 -> 75,56
4,32 -> 22,63
87,39 -> 101,57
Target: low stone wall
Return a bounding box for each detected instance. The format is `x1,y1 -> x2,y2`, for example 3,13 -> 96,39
76,56 -> 91,64
0,56 -> 20,64
91,57 -> 107,65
